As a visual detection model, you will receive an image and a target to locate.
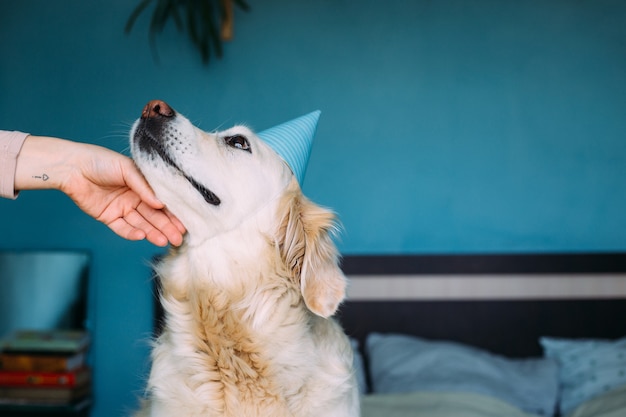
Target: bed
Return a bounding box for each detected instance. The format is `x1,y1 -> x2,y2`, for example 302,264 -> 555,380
337,253 -> 626,417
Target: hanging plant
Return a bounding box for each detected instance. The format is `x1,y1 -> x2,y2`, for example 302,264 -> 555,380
125,0 -> 250,65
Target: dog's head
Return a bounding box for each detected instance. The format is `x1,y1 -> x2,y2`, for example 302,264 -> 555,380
130,100 -> 346,317
130,100 -> 293,238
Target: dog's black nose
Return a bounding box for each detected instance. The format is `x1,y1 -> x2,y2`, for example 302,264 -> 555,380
142,100 -> 174,119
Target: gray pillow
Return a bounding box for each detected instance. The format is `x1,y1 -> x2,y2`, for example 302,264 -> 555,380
367,333 -> 558,416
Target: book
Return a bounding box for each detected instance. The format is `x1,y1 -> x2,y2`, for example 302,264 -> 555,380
0,351 -> 86,372
0,330 -> 90,354
0,367 -> 90,388
0,395 -> 92,412
0,383 -> 91,405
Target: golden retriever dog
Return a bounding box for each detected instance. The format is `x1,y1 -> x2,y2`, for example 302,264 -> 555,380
129,100 -> 359,417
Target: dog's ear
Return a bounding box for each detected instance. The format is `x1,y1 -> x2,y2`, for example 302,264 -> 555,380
277,181 -> 346,318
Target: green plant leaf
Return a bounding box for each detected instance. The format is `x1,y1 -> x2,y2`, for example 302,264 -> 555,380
126,0 -> 249,66
125,0 -> 155,33
233,0 -> 250,12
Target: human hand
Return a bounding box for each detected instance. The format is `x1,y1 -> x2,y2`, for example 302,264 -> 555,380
15,136 -> 186,246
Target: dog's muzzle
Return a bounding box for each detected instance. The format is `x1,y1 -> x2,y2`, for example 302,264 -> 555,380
133,100 -> 221,206
134,100 -> 177,163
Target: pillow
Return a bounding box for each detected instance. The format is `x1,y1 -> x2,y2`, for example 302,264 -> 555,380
566,384 -> 626,417
540,336 -> 626,415
366,333 -> 559,416
350,338 -> 368,394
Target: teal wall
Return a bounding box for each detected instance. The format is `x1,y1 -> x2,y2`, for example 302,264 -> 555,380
1,0 -> 625,415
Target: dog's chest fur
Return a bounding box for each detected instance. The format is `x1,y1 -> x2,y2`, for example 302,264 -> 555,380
144,245 -> 352,417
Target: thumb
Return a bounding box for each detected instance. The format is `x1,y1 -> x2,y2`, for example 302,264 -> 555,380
122,159 -> 164,209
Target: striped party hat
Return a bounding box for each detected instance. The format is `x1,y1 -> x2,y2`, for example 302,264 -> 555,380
258,110 -> 321,184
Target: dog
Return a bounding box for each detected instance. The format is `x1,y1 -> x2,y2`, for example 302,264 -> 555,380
129,100 -> 359,417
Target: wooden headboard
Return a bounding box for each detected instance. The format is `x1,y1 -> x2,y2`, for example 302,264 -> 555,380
337,253 -> 626,358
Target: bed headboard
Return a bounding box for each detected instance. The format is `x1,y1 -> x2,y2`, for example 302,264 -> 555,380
337,253 -> 626,358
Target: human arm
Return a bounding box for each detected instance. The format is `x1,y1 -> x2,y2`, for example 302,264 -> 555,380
3,132 -> 185,246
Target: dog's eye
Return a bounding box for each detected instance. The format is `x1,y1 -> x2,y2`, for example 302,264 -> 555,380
224,135 -> 251,152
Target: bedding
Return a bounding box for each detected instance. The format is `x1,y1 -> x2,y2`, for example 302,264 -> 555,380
360,391 -> 544,417
366,333 -> 558,416
540,336 -> 626,415
566,383 -> 626,417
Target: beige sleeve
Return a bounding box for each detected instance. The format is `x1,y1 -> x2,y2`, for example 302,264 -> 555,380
0,130 -> 29,199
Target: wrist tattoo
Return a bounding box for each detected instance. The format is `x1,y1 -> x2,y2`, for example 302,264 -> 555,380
32,174 -> 50,181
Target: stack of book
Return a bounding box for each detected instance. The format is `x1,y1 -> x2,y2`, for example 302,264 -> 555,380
0,330 -> 91,407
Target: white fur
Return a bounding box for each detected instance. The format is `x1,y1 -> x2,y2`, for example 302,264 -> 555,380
130,104 -> 359,417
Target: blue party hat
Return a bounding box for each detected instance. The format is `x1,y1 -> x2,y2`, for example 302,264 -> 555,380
258,111 -> 321,184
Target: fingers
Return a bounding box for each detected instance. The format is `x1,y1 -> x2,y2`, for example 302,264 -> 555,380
117,159 -> 186,245
120,159 -> 165,210
135,202 -> 185,247
103,202 -> 184,247
106,217 -> 148,242
164,207 -> 187,235
115,208 -> 170,246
